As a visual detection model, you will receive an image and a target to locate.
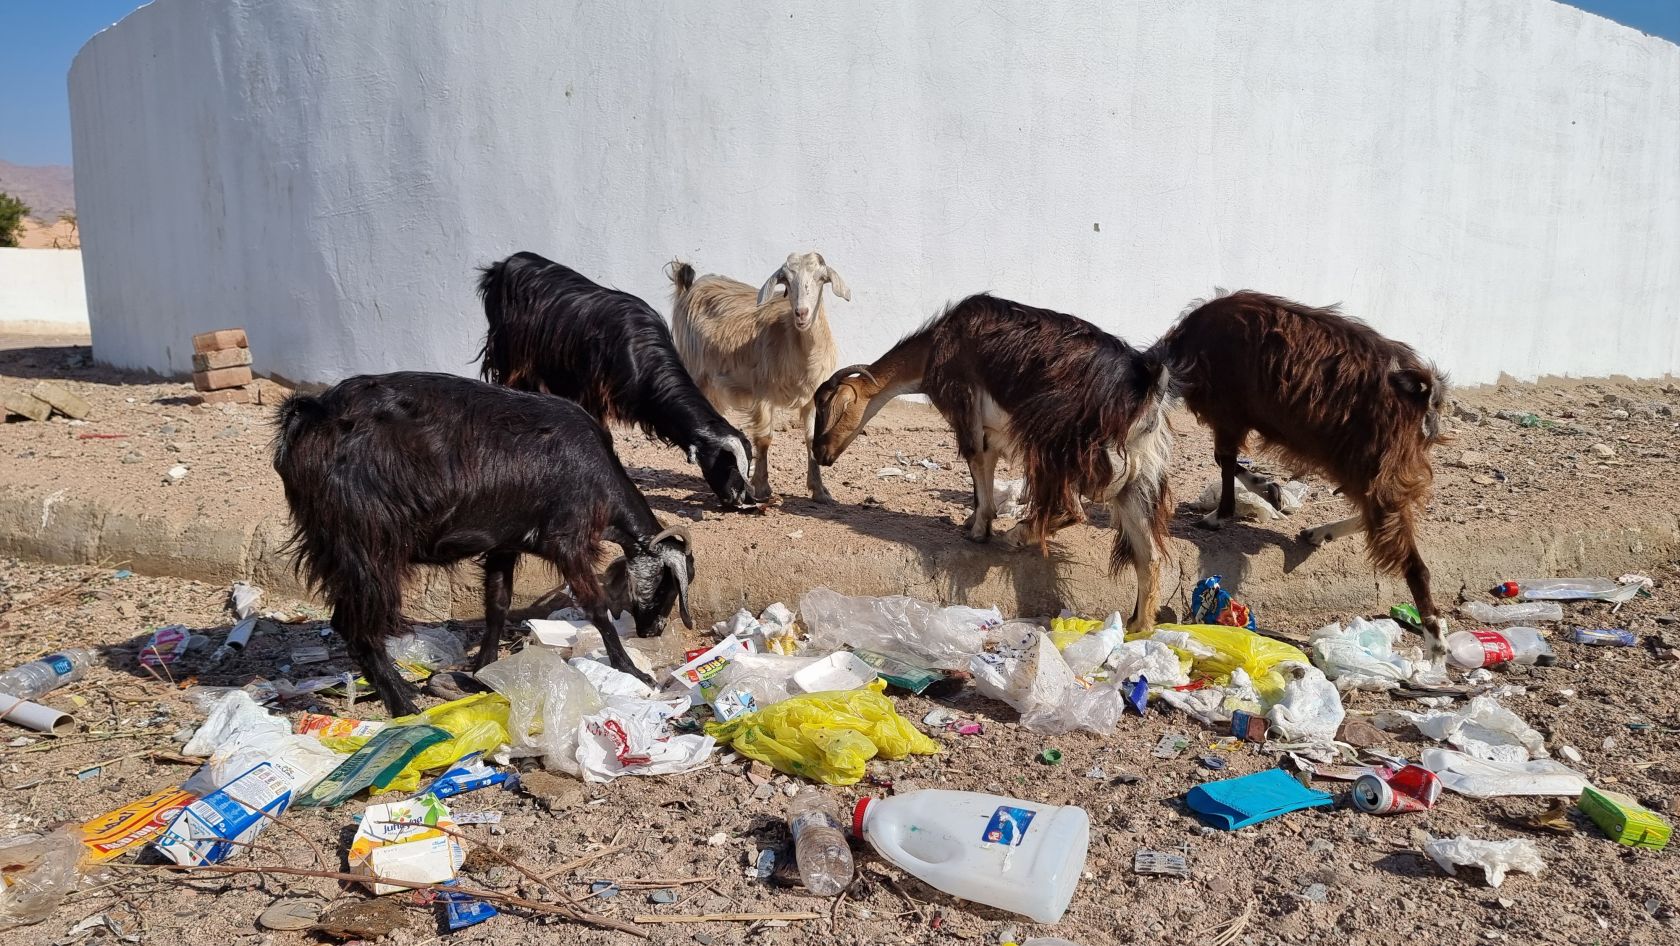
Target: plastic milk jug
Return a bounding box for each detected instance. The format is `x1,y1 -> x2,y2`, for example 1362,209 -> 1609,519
852,789 -> 1089,924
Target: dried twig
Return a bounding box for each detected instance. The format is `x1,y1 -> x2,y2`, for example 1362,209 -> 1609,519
538,842 -> 628,882
102,862 -> 647,938
381,819 -> 567,901
1195,900 -> 1255,946
0,575 -> 100,618
632,912 -> 822,924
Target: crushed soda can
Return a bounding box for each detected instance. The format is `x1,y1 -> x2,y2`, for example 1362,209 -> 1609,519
1570,627 -> 1637,647
1133,849 -> 1190,878
1351,764 -> 1441,814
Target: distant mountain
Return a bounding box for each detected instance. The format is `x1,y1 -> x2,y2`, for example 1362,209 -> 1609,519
0,161 -> 76,220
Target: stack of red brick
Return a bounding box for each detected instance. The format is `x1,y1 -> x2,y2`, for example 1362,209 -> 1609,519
192,329 -> 259,404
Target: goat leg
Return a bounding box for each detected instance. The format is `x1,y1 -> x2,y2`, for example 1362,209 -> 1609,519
590,608 -> 653,687
962,449 -> 998,542
346,634 -> 421,718
1401,550 -> 1448,660
800,402 -> 835,504
1299,513 -> 1363,546
475,551 -> 518,671
1199,437 -> 1243,529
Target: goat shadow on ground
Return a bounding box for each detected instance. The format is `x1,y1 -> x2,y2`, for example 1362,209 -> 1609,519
1169,500 -> 1319,598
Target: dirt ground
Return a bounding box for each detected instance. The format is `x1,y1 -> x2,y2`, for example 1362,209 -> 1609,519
2,339 -> 1680,946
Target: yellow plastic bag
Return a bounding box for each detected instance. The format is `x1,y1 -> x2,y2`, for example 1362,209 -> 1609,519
1143,624 -> 1308,698
1048,615 -> 1103,651
319,693 -> 511,794
706,679 -> 938,785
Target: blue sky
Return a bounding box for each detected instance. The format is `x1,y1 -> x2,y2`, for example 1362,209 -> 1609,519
1,1 -> 1676,167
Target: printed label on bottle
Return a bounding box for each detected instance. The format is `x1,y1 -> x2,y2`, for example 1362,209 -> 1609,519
1472,630 -> 1515,666
46,654 -> 73,676
981,806 -> 1036,846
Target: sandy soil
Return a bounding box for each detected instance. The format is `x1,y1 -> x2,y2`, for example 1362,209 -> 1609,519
13,218 -> 80,250
2,339 -> 1680,946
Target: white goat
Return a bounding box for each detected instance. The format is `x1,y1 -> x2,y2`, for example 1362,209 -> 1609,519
669,252 -> 850,504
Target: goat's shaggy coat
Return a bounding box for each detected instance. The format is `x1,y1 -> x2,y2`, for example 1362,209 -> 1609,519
1158,290 -> 1449,651
477,252 -> 752,508
273,372 -> 694,716
813,293 -> 1173,632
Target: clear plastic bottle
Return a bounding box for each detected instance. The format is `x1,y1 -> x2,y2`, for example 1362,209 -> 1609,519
1446,627 -> 1553,669
787,793 -> 852,896
853,789 -> 1089,924
1463,601 -> 1564,624
1490,579 -> 1638,603
0,648 -> 95,701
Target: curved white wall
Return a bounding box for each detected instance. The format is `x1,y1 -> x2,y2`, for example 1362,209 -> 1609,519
70,0 -> 1680,386
0,249 -> 89,332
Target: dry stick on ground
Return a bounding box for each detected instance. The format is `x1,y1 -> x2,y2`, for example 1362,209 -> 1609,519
632,912 -> 823,924
0,574 -> 101,618
102,863 -> 647,938
538,843 -> 629,882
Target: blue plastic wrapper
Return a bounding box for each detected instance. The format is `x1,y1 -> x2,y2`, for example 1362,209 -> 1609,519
1189,575 -> 1256,631
440,891 -> 498,930
418,751 -> 516,801
1125,677 -> 1149,716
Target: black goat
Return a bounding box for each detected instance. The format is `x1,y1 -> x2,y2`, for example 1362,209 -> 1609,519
273,371 -> 695,716
477,252 -> 754,508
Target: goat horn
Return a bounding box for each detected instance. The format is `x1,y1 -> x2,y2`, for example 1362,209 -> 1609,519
650,519 -> 693,547
836,364 -> 877,385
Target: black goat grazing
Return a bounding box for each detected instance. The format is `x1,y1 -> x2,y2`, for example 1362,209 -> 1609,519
477,252 -> 754,509
273,371 -> 695,716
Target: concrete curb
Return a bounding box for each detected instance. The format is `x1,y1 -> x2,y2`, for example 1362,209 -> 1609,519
1,486 -> 1675,627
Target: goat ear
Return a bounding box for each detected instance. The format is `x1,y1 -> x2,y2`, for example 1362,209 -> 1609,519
824,266 -> 851,301
1390,366 -> 1434,400
757,271 -> 786,306
820,385 -> 855,434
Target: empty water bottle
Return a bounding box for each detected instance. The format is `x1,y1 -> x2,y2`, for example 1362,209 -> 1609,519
1463,601 -> 1564,624
1490,579 -> 1639,603
787,793 -> 852,896
1445,627 -> 1553,669
0,649 -> 96,701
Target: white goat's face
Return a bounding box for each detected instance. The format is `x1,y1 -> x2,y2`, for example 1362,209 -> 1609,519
758,251 -> 850,331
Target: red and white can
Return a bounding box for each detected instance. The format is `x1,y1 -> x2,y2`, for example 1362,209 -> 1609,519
1351,764 -> 1442,814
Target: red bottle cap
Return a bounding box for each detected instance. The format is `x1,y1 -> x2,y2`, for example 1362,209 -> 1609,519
852,797 -> 874,838
1490,582 -> 1520,598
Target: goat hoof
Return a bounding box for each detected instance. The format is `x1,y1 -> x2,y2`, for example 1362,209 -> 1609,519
962,528 -> 991,544
1299,527 -> 1330,546
810,488 -> 837,505
1197,513 -> 1227,531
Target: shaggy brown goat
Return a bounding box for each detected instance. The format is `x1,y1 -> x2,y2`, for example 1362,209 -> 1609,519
812,294 -> 1173,633
1158,290 -> 1449,653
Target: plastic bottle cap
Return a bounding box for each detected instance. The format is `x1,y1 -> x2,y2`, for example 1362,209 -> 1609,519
851,797 -> 874,838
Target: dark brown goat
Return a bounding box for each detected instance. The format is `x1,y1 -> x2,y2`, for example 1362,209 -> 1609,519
1158,291 -> 1449,652
812,294 -> 1173,633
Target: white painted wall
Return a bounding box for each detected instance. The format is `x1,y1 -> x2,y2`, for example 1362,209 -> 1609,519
0,249 -> 90,332
70,0 -> 1680,385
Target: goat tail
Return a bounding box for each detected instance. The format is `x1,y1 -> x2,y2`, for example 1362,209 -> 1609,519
475,258 -> 512,384
665,259 -> 697,300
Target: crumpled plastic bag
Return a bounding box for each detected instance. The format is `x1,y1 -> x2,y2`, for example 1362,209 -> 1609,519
710,652 -> 826,708
1020,678 -> 1133,735
386,625 -> 468,675
1420,748 -> 1589,798
0,827 -> 84,931
477,645 -> 604,776
577,703 -> 715,783
1158,667 -> 1264,728
1384,696 -> 1546,763
317,693 -> 511,794
1144,623 -> 1308,699
800,588 -> 1000,671
181,690 -> 345,796
705,679 -> 938,785
1109,640 -> 1191,687
1190,477 -> 1308,522
1189,575 -> 1255,630
1424,836 -> 1545,887
1264,663 -> 1345,742
1309,617 -> 1444,692
970,624 -> 1078,716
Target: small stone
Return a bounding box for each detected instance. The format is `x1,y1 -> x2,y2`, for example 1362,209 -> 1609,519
1302,883 -> 1329,903
753,783 -> 776,800
1608,409 -> 1629,420
649,889 -> 678,904
1591,443 -> 1616,459
590,881 -> 619,899
1497,898 -> 1515,909
783,783 -> 799,797
1456,450 -> 1488,468
164,464 -> 189,484
706,832 -> 728,847
1308,839 -> 1334,854
693,934 -> 715,946
1472,475 -> 1497,486
1559,745 -> 1583,764
1207,876 -> 1233,895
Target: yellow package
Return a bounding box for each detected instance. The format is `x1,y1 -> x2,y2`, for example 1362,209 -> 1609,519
319,693 -> 511,794
1143,623 -> 1308,698
706,679 -> 939,785
1048,615 -> 1103,651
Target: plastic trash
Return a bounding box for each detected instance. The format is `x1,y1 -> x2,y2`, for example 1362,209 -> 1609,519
1107,640 -> 1191,688
1490,578 -> 1641,603
1264,664 -> 1345,742
81,788 -> 198,862
971,624 -> 1078,716
1059,613 -> 1127,676
577,699 -> 715,782
1463,601 -> 1564,624
385,625 -> 467,675
0,648 -> 95,701
709,652 -> 825,709
0,828 -> 84,931
0,694 -> 73,735
1424,836 -> 1544,887
1389,696 -> 1547,763
477,644 -> 604,776
300,725 -> 451,807
181,691 -> 345,797
417,752 -> 515,800
1186,768 -> 1333,830
791,652 -> 877,693
1189,576 -> 1255,630
1145,624 -> 1308,699
203,616 -> 258,670
853,649 -> 944,694
349,796 -> 465,894
1020,677 -> 1133,736
156,755 -> 326,864
1569,627 -> 1637,646
1420,748 -> 1589,798
1445,627 -> 1553,669
705,679 -> 938,785
1190,477 -> 1306,522
1577,787 -> 1672,850
853,789 -> 1088,924
316,694 -> 511,795
788,793 -> 853,896
800,588 -> 1001,671
1309,617 -> 1439,692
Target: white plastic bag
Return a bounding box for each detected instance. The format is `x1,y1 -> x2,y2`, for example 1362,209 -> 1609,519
1060,614 -> 1126,676
1424,836 -> 1544,887
386,625 -> 467,673
970,624 -> 1077,716
1310,617 -> 1435,692
575,704 -> 715,783
477,645 -> 604,776
1388,696 -> 1546,763
710,652 -> 825,707
1190,477 -> 1308,522
800,588 -> 1000,671
181,691 -> 344,796
0,828 -> 84,931
1265,663 -> 1344,742
1420,748 -> 1589,798
1020,678 -> 1132,735
1107,640 -> 1190,687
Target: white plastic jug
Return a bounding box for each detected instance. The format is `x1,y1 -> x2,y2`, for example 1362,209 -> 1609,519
853,789 -> 1088,924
